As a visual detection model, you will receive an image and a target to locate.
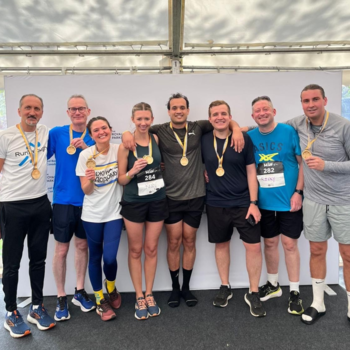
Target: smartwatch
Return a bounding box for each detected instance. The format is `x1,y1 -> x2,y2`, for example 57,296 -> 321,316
294,189 -> 303,196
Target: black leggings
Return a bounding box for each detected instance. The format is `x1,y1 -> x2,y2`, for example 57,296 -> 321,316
0,195 -> 51,311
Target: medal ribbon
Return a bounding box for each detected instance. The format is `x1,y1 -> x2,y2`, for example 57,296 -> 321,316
304,111 -> 329,152
69,124 -> 87,145
170,122 -> 188,159
213,131 -> 231,169
133,134 -> 152,159
16,124 -> 38,171
88,145 -> 110,162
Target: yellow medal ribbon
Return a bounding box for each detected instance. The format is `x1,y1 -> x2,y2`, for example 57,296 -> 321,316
86,145 -> 110,169
67,124 -> 87,155
16,124 -> 40,179
213,131 -> 230,177
302,111 -> 329,159
133,134 -> 153,164
170,122 -> 188,166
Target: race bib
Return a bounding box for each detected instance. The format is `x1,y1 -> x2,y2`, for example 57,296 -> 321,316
257,161 -> 285,188
136,166 -> 165,196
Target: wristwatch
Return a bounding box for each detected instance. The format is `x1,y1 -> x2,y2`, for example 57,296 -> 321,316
250,200 -> 258,205
294,189 -> 303,196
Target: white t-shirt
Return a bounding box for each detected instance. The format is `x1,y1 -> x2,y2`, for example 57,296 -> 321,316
76,143 -> 122,223
0,124 -> 48,201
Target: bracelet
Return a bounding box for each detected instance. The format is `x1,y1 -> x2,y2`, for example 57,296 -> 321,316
126,172 -> 133,180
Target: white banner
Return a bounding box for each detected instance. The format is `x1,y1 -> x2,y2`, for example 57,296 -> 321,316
4,71 -> 341,296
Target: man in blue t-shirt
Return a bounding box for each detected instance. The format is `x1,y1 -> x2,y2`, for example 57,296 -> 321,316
248,96 -> 304,315
47,95 -> 96,321
202,100 -> 266,317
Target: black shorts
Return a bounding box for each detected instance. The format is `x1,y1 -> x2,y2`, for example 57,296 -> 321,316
206,205 -> 261,244
120,198 -> 169,223
260,209 -> 303,239
164,196 -> 205,229
52,204 -> 86,243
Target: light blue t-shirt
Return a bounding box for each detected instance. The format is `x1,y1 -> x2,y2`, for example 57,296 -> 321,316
48,125 -> 95,206
248,123 -> 301,211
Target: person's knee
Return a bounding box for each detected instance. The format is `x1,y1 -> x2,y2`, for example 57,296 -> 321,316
75,238 -> 88,252
245,242 -> 261,254
310,242 -> 327,258
264,238 -> 278,251
183,235 -> 196,251
129,245 -> 142,260
168,236 -> 182,252
54,242 -> 69,260
340,245 -> 350,263
144,244 -> 158,259
282,239 -> 298,254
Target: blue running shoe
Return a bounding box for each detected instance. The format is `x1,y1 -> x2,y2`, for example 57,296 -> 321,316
135,297 -> 149,320
72,288 -> 96,312
145,294 -> 161,317
4,310 -> 31,338
54,296 -> 70,321
27,304 -> 56,331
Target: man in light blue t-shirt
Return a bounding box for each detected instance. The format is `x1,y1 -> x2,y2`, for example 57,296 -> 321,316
47,95 -> 96,321
248,96 -> 304,315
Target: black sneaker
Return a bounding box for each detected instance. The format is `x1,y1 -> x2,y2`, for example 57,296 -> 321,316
288,291 -> 304,315
213,285 -> 233,307
244,292 -> 267,317
259,281 -> 282,301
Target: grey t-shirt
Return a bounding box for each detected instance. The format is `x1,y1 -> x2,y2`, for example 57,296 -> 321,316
286,112 -> 350,205
151,120 -> 213,200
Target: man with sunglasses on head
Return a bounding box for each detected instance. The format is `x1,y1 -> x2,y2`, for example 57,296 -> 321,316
248,96 -> 304,316
48,95 -> 96,322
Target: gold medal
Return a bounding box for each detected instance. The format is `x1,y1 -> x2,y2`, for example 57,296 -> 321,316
67,145 -> 76,155
302,149 -> 312,160
143,155 -> 154,164
31,168 -> 41,180
86,159 -> 96,169
216,167 -> 225,177
180,156 -> 189,166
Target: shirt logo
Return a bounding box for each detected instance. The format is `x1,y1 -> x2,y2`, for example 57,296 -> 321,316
258,153 -> 278,162
18,142 -> 41,166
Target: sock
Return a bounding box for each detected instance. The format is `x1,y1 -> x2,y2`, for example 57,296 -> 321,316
347,291 -> 350,318
32,305 -> 39,310
302,278 -> 325,321
167,289 -> 181,308
290,281 -> 300,293
94,289 -> 104,305
106,279 -> 116,294
181,289 -> 198,307
75,288 -> 84,294
267,273 -> 279,287
182,268 -> 193,291
7,311 -> 13,316
170,269 -> 180,290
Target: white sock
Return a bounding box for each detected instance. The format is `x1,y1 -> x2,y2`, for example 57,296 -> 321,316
32,304 -> 39,310
302,278 -> 325,321
267,273 -> 279,287
347,291 -> 350,318
7,311 -> 13,316
290,281 -> 300,293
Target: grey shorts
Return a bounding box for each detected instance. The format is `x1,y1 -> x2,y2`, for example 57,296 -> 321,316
303,197 -> 350,244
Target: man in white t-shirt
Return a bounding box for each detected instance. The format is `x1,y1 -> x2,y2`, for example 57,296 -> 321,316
0,94 -> 56,338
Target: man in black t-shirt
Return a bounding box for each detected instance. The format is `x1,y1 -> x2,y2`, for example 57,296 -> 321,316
202,100 -> 265,317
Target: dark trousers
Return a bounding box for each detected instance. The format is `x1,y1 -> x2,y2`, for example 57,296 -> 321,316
0,195 -> 51,311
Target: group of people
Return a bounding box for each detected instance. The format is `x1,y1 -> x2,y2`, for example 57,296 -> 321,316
0,84 -> 349,339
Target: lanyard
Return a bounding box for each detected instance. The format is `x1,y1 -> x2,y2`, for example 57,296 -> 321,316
16,124 -> 38,170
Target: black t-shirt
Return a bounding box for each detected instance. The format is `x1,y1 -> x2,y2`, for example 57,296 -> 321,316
201,132 -> 255,207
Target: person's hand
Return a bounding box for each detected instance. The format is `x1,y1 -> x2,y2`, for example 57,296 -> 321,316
122,131 -> 136,151
290,192 -> 302,212
231,128 -> 244,153
85,168 -> 96,181
71,138 -> 88,150
245,204 -> 261,223
130,159 -> 148,176
204,170 -> 209,183
305,156 -> 325,171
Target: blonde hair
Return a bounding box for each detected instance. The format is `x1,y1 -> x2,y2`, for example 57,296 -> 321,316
131,102 -> 153,118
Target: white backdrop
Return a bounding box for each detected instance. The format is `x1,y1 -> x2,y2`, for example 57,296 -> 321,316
5,71 -> 341,296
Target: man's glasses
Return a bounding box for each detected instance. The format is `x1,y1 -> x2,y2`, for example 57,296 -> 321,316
68,107 -> 87,113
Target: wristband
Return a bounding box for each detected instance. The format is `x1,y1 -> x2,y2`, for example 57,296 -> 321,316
126,172 -> 133,180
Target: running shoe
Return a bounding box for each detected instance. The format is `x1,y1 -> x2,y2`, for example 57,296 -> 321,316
135,297 -> 149,320
288,291 -> 304,315
213,285 -> 233,307
54,296 -> 71,321
244,292 -> 267,317
104,279 -> 122,309
96,299 -> 116,321
4,310 -> 31,338
145,294 -> 161,317
27,304 -> 56,330
72,288 -> 96,312
259,281 -> 282,301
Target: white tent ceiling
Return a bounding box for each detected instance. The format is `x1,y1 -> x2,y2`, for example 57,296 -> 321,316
1,0 -> 350,86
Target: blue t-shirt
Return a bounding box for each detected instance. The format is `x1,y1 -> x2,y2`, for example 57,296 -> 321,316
248,123 -> 301,211
48,125 -> 95,206
202,132 -> 255,208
